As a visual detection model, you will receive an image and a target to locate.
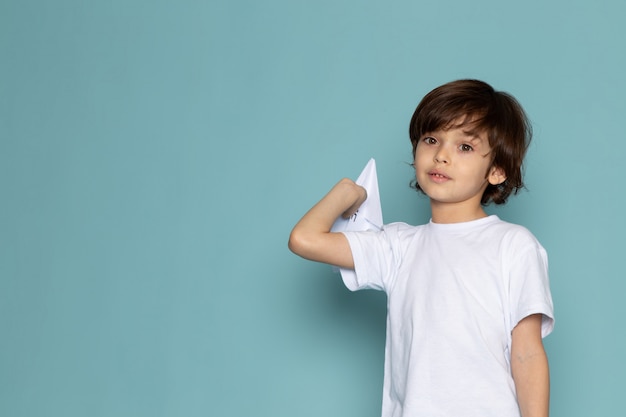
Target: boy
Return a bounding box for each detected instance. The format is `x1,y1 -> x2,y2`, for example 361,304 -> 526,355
288,79 -> 554,417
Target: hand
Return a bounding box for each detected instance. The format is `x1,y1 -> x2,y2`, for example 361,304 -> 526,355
340,179 -> 367,219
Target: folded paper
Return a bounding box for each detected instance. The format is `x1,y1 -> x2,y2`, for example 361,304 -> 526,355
331,158 -> 383,280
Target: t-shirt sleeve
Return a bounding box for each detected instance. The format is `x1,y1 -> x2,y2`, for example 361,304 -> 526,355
339,227 -> 400,292
507,234 -> 555,338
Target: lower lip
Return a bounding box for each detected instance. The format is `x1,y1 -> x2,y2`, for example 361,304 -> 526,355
429,173 -> 450,183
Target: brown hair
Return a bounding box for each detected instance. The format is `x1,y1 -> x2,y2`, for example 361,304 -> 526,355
409,79 -> 532,205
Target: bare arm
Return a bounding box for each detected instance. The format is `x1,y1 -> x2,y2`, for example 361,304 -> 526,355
511,314 -> 550,417
288,178 -> 367,269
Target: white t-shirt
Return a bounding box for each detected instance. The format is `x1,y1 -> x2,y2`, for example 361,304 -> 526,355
341,215 -> 554,417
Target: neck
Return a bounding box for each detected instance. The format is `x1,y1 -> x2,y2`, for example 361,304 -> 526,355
430,200 -> 488,224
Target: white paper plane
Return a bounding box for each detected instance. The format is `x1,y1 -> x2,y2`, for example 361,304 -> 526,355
331,158 -> 383,279
331,158 -> 383,233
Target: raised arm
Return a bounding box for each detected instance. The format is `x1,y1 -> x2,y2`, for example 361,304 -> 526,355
288,178 -> 367,269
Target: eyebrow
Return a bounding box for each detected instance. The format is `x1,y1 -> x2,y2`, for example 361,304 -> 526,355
460,127 -> 478,135
460,131 -> 480,140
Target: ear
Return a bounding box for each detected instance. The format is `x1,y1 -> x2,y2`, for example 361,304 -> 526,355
487,166 -> 507,186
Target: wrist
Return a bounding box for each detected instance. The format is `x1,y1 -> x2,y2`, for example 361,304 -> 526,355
333,179 -> 367,219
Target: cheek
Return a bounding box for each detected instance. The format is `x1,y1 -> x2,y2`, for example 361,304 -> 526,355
413,149 -> 428,169
413,157 -> 421,173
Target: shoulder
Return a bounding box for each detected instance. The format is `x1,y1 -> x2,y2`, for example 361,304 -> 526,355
488,219 -> 547,265
486,218 -> 541,244
344,222 -> 424,253
382,221 -> 421,232
381,221 -> 426,241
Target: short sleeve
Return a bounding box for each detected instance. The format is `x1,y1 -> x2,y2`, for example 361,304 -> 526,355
340,226 -> 400,292
507,237 -> 555,338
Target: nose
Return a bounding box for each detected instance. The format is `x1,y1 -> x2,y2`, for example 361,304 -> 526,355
434,148 -> 449,164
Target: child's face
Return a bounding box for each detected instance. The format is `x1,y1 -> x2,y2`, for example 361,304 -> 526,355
414,125 -> 506,214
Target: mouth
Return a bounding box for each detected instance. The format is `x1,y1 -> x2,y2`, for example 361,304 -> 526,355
428,170 -> 451,182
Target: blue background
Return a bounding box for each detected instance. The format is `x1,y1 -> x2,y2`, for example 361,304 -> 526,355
2,0 -> 625,416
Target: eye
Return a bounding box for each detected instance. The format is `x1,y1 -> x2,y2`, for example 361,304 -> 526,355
459,143 -> 473,152
422,136 -> 437,145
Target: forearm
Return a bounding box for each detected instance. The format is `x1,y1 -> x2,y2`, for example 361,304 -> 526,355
511,343 -> 550,417
292,178 -> 366,232
288,178 -> 366,267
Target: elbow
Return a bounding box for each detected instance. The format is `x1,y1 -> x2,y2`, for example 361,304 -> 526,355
289,227 -> 325,261
288,228 -> 309,258
287,231 -> 299,254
